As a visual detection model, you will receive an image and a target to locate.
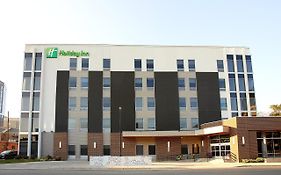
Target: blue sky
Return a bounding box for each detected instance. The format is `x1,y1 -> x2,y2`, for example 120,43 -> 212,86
0,0 -> 280,116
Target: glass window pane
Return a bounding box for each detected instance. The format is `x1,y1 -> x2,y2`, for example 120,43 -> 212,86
135,78 -> 142,88
80,97 -> 88,108
103,77 -> 110,88
191,118 -> 199,129
136,145 -> 144,155
228,74 -> 236,91
246,55 -> 253,73
177,59 -> 184,71
236,55 -> 244,72
190,98 -> 198,109
147,59 -> 154,71
147,78 -> 154,88
32,92 -> 40,111
82,58 -> 89,70
24,53 -> 32,71
189,78 -> 196,90
134,59 -> 141,70
135,97 -> 142,111
68,145 -> 75,155
21,92 -> 30,111
22,72 -> 31,90
217,60 -> 224,72
180,118 -> 187,129
103,97 -> 110,110
80,118 -> 88,129
249,93 -> 256,111
219,79 -> 226,91
179,97 -> 186,109
248,74 -> 255,91
80,145 -> 88,155
240,93 -> 248,111
33,72 -> 41,90
69,77 -> 77,88
148,145 -> 156,155
103,145 -> 110,155
227,55 -> 234,72
220,98 -> 227,110
103,118 -> 111,129
103,59 -> 110,69
148,118 -> 155,129
35,53 -> 42,71
238,74 -> 246,91
178,78 -> 185,89
147,97 -> 155,109
230,93 -> 238,111
69,97 -> 76,109
188,60 -> 195,71
81,77 -> 88,88
136,118 -> 143,129
68,118 -> 76,130
70,58 -> 77,70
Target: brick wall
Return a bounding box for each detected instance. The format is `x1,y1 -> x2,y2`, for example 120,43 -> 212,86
53,132 -> 68,160
156,137 -> 181,160
88,133 -> 103,156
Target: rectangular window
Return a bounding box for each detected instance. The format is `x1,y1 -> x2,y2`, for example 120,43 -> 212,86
217,60 -> 224,72
238,74 -> 246,91
103,58 -> 111,70
22,72 -> 31,90
68,145 -> 75,155
230,93 -> 238,111
69,97 -> 76,110
191,118 -> 199,129
24,53 -> 32,71
80,118 -> 88,130
33,72 -> 41,90
249,93 -> 256,111
190,97 -> 198,109
103,118 -> 111,129
80,97 -> 88,109
148,118 -> 155,130
241,112 -> 248,116
69,77 -> 77,88
136,145 -> 144,155
177,59 -> 184,71
103,97 -> 110,110
69,58 -> 77,70
246,55 -> 253,73
189,78 -> 196,90
181,144 -> 188,155
227,55 -> 234,72
232,112 -> 238,117
236,55 -> 244,72
188,59 -> 195,71
148,145 -> 156,155
178,78 -> 185,90
68,118 -> 76,130
228,74 -> 236,91
21,92 -> 30,111
81,77 -> 88,88
147,97 -> 155,110
179,97 -> 186,110
35,53 -> 42,71
248,74 -> 255,91
240,93 -> 248,111
135,78 -> 142,89
220,98 -> 227,110
136,118 -> 143,130
32,92 -> 40,111
82,58 -> 89,70
80,145 -> 88,156
103,145 -> 110,155
146,59 -> 154,71
134,59 -> 141,71
103,77 -> 110,88
219,79 -> 226,91
135,97 -> 142,111
180,118 -> 187,130
147,78 -> 154,88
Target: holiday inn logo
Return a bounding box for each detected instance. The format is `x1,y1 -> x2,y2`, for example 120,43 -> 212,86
46,48 -> 58,58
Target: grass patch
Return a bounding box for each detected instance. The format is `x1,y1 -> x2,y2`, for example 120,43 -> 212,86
0,159 -> 41,164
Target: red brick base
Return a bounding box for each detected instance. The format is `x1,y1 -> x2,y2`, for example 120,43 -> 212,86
156,137 -> 181,160
53,132 -> 68,160
88,133 -> 103,156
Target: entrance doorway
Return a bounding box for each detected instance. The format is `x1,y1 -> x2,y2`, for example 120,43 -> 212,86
210,135 -> 230,158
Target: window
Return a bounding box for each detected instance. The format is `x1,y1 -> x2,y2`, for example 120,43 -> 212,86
230,93 -> 238,111
80,118 -> 88,130
241,112 -> 248,116
246,55 -> 253,73
238,74 -> 245,91
220,98 -> 227,110
69,77 -> 77,88
80,145 -> 88,156
181,144 -> 188,155
227,55 -> 234,72
135,78 -> 142,89
248,74 -> 255,91
232,112 -> 238,117
22,72 -> 31,90
189,78 -> 196,90
103,118 -> 111,129
136,118 -> 143,130
236,55 -> 244,72
32,92 -> 40,111
103,97 -> 110,110
190,98 -> 198,109
249,93 -> 256,111
103,58 -> 110,70
103,145 -> 110,155
103,77 -> 110,88
177,59 -> 184,71
81,77 -> 88,88
179,97 -> 186,110
146,59 -> 154,71
24,53 -> 32,71
69,97 -> 76,109
68,145 -> 75,155
68,118 -> 76,130
82,58 -> 89,70
147,78 -> 154,88
33,73 -> 41,90
148,145 -> 156,155
188,59 -> 195,71
228,74 -> 236,91
191,118 -> 199,129
134,59 -> 141,71
219,79 -> 226,91
178,78 -> 185,90
35,53 -> 42,71
21,92 -> 30,111
136,145 -> 144,155
147,97 -> 155,110
180,118 -> 187,130
217,60 -> 224,72
135,97 -> 142,111
80,97 -> 88,109
69,58 -> 77,70
148,118 -> 155,130
240,93 -> 248,111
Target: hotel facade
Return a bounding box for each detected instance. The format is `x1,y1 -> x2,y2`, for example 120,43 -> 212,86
19,44 -> 281,161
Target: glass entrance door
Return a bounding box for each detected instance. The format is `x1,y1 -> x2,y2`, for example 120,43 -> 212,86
211,143 -> 230,158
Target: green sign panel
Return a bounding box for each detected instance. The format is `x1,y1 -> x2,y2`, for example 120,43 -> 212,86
46,48 -> 89,58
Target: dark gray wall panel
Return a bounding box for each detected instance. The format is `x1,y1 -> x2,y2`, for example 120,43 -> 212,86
111,72 -> 135,132
55,71 -> 69,132
155,72 -> 180,131
88,71 -> 103,133
196,72 -> 221,126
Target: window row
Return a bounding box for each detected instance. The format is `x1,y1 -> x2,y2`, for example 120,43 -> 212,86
230,93 -> 256,112
69,58 -> 110,70
22,72 -> 41,91
24,53 -> 42,71
228,74 -> 255,92
135,118 -> 156,130
180,118 -> 199,130
179,97 -> 198,110
227,55 -> 253,73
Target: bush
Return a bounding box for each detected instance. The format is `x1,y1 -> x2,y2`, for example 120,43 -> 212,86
242,158 -> 265,163
54,156 -> 62,161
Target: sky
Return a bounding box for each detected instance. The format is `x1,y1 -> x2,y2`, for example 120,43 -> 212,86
0,0 -> 280,117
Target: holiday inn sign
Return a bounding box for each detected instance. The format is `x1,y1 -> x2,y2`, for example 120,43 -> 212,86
46,48 -> 90,58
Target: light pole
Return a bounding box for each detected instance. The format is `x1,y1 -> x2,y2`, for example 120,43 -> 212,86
118,106 -> 122,156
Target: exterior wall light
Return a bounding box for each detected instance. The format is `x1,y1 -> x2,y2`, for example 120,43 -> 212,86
167,141 -> 170,152
242,136 -> 245,145
94,142 -> 96,149
122,142 -> 125,149
201,140 -> 204,147
59,141 -> 62,149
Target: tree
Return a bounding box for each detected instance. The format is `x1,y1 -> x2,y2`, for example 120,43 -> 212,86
269,104 -> 281,116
